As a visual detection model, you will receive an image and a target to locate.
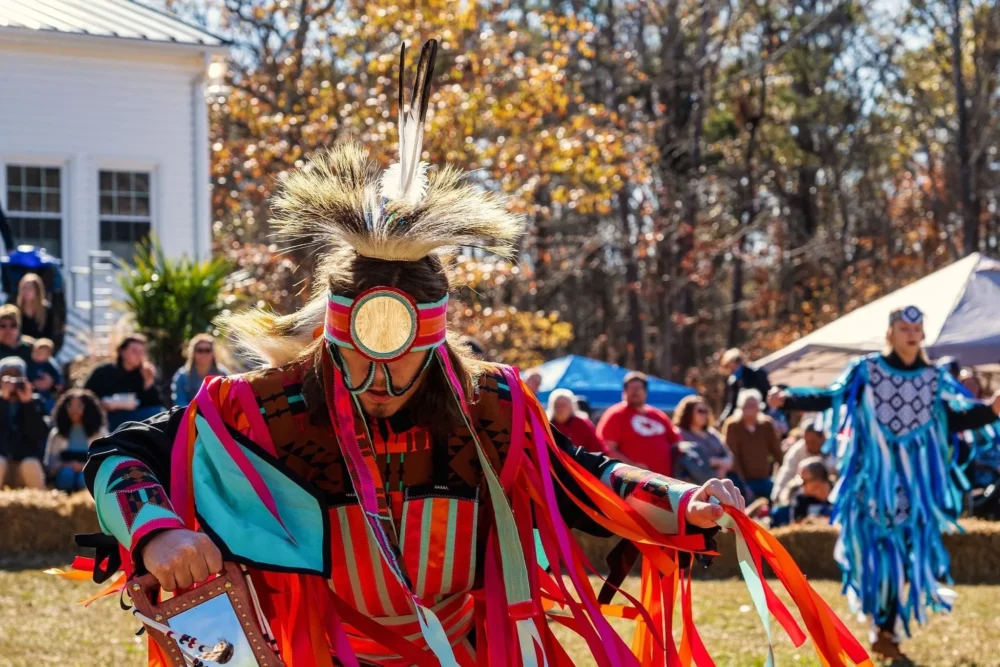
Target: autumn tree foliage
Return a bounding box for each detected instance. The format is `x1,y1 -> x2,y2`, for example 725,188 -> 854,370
161,0 -> 1000,387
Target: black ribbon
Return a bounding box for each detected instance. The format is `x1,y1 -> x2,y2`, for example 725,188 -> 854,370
75,532 -> 121,584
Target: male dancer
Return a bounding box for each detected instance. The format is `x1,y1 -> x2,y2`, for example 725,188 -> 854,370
80,40 -> 867,667
770,305 -> 1000,659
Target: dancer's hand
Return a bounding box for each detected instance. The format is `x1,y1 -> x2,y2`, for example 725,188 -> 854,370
991,390 -> 1000,417
685,478 -> 744,529
767,388 -> 786,409
141,529 -> 223,592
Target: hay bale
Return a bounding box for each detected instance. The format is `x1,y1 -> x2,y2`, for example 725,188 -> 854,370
64,490 -> 101,537
575,519 -> 1000,583
5,487 -> 1000,585
943,519 -> 1000,584
0,489 -> 97,555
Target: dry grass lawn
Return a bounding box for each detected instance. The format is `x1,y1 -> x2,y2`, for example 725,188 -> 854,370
2,565 -> 999,666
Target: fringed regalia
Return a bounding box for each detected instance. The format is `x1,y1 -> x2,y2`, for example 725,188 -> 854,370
67,39 -> 871,667
784,350 -> 999,635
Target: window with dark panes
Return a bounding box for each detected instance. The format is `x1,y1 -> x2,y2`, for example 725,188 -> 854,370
99,170 -> 152,260
4,165 -> 63,257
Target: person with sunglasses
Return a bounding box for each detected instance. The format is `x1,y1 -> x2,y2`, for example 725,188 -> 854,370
0,304 -> 32,364
171,334 -> 229,408
673,394 -> 733,482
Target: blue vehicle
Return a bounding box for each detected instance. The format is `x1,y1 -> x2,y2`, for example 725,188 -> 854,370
0,206 -> 67,352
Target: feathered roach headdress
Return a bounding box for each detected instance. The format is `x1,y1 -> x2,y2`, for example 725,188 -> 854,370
224,39 -> 523,368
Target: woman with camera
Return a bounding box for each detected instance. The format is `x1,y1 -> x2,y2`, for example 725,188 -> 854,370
0,356 -> 47,489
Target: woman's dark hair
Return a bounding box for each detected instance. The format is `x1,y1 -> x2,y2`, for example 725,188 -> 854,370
54,388 -> 107,437
316,252 -> 484,435
673,394 -> 713,431
116,333 -> 148,362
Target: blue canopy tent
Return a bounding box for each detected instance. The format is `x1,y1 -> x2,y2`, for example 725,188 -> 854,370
526,355 -> 694,412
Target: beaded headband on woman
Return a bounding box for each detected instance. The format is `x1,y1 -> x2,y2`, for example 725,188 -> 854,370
889,305 -> 923,326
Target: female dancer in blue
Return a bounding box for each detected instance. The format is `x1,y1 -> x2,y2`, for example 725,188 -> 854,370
769,305 -> 1000,659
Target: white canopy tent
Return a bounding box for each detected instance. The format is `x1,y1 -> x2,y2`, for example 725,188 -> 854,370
758,253 -> 1000,387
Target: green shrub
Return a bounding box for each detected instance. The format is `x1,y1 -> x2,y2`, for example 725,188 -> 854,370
117,236 -> 231,379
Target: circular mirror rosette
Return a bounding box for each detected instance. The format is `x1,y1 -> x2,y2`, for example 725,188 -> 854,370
348,287 -> 420,362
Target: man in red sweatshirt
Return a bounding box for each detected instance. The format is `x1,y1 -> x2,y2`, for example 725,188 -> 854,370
597,371 -> 680,476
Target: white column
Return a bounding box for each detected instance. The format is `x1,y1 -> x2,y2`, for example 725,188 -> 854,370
191,52 -> 211,261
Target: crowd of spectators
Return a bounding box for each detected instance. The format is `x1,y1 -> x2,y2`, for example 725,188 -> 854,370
0,294 -> 227,491
3,310 -> 993,527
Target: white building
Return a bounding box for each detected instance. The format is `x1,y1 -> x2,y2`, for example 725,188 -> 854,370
0,0 -> 225,270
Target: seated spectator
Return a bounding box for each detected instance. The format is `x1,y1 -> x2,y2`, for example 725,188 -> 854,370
84,334 -> 166,431
771,415 -> 836,505
27,337 -> 62,412
0,304 -> 31,363
16,273 -> 56,347
44,389 -> 107,492
790,458 -> 834,524
171,334 -> 229,407
548,388 -> 607,454
0,356 -> 47,489
674,394 -> 733,480
574,395 -> 592,419
722,388 -> 783,501
523,369 -> 542,396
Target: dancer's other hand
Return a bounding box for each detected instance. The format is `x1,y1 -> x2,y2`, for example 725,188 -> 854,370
685,478 -> 744,529
767,387 -> 786,409
141,529 -> 223,592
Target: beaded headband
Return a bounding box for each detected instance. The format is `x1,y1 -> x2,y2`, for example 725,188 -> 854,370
324,287 -> 448,362
889,305 -> 923,326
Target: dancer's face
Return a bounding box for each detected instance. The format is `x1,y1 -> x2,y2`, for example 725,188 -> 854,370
887,321 -> 924,356
339,346 -> 430,418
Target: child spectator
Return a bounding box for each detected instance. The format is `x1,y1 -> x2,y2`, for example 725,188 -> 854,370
27,337 -> 62,411
44,389 -> 107,492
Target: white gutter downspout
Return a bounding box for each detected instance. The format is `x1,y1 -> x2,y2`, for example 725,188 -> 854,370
191,52 -> 211,260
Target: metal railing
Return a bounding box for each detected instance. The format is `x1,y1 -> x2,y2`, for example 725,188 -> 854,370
66,250 -> 119,359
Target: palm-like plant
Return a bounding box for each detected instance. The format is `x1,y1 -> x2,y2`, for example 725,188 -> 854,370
117,235 -> 232,379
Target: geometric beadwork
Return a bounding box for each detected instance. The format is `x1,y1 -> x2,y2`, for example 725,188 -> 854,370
867,359 -> 937,438
606,464 -> 674,510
